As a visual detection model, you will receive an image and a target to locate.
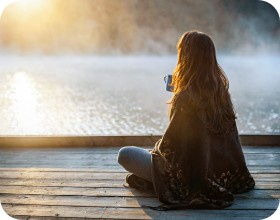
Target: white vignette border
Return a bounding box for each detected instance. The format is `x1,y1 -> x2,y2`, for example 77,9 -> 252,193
0,0 -> 279,219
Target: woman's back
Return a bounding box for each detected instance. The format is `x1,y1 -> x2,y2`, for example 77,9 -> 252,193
118,30 -> 255,210
152,90 -> 255,209
170,31 -> 236,137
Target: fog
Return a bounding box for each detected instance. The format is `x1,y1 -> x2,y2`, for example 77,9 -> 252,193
0,0 -> 279,54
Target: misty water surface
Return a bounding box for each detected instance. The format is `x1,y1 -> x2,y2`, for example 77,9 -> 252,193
0,55 -> 279,135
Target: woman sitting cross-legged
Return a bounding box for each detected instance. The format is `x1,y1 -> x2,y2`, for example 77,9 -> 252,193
118,30 -> 255,210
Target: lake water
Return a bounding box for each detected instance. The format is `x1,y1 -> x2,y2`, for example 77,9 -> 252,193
0,54 -> 279,135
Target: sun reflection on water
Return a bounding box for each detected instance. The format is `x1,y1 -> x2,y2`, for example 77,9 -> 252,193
10,71 -> 41,134
0,56 -> 278,135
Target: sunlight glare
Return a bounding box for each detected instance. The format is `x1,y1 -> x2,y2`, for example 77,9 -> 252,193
0,0 -> 19,17
0,0 -> 44,17
16,0 -> 44,10
11,72 -> 42,134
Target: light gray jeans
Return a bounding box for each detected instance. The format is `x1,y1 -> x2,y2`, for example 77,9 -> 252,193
117,146 -> 153,182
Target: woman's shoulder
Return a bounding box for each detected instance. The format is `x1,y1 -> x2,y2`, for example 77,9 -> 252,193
171,90 -> 196,116
173,90 -> 193,108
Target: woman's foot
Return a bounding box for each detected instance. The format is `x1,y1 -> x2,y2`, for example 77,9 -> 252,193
125,173 -> 154,191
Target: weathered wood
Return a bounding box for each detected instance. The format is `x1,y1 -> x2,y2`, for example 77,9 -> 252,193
1,150 -> 279,157
0,185 -> 156,197
0,163 -> 279,171
254,183 -> 280,190
246,160 -> 280,166
1,186 -> 279,199
0,136 -> 160,148
0,178 -> 125,188
0,150 -> 279,159
0,194 -> 278,210
0,166 -> 278,174
243,146 -> 280,153
0,135 -> 279,149
0,164 -> 123,170
1,150 -> 280,171
1,145 -> 279,154
0,170 -> 279,180
240,135 -> 280,146
0,146 -> 279,219
0,162 -> 278,169
0,178 -> 278,189
0,168 -> 127,172
1,153 -> 279,163
2,194 -> 161,208
0,168 -> 120,172
2,204 -> 276,220
0,171 -> 127,179
245,154 -> 280,159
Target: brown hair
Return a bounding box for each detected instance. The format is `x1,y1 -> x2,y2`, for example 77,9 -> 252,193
170,31 -> 236,135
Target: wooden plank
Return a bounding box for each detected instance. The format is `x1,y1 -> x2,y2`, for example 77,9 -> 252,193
0,170 -> 279,180
245,154 -> 280,159
0,147 -> 122,154
0,151 -> 279,160
0,162 -> 276,168
0,178 -> 278,189
0,152 -> 279,164
0,161 -> 278,168
0,136 -> 161,148
243,146 -> 280,153
1,186 -> 280,199
1,154 -> 279,163
1,151 -> 278,159
0,178 -> 125,188
0,154 -> 121,161
246,161 -> 280,166
0,150 -> 276,156
0,163 -> 121,168
0,167 -> 277,173
0,161 -> 279,169
0,165 -> 278,173
0,166 -> 278,174
2,194 -> 161,208
0,146 -> 279,155
1,144 -> 279,152
0,161 -> 120,166
0,148 -> 279,170
0,171 -> 127,179
0,164 -> 124,170
0,186 -> 155,197
243,174 -> 280,182
0,135 -> 278,148
0,168 -> 127,172
254,183 -> 280,190
247,167 -> 280,174
2,204 -> 276,220
3,160 -> 277,166
240,135 -> 280,146
235,190 -> 280,199
0,194 -> 279,210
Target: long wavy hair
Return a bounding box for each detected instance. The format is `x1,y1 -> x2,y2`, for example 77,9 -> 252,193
170,31 -> 236,136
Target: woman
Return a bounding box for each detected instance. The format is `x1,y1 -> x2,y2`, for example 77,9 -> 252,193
118,31 -> 255,210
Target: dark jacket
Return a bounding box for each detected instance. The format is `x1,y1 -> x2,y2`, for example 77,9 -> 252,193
151,91 -> 255,210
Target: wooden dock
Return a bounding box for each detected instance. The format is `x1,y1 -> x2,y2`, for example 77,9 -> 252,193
0,145 -> 279,219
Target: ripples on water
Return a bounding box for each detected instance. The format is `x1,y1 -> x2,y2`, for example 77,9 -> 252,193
0,55 -> 279,135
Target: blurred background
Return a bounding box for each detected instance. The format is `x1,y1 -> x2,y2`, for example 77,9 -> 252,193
0,0 -> 279,135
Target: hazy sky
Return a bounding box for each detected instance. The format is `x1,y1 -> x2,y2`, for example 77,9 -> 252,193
0,0 -> 279,54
